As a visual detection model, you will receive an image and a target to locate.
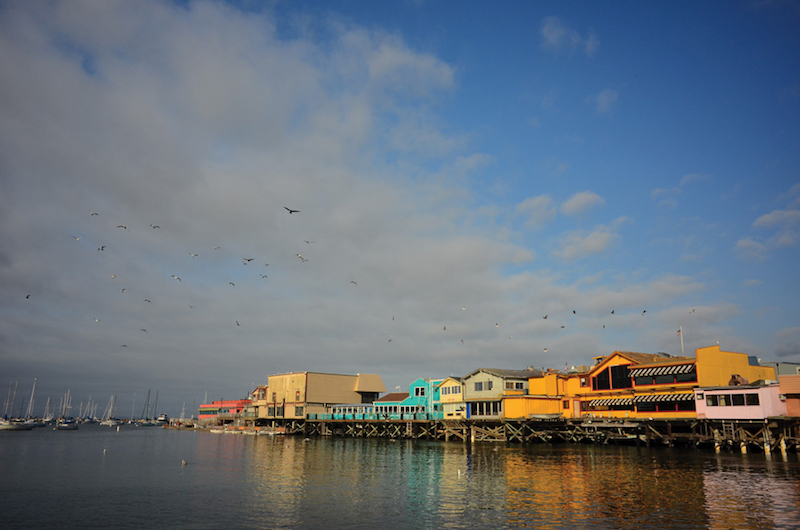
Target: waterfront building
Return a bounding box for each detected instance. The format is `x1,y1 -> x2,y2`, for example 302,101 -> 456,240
397,378 -> 444,419
373,392 -> 409,419
780,375 -> 800,417
462,368 -> 542,419
511,344 -> 778,420
251,372 -> 385,423
694,383 -> 786,420
198,399 -> 251,426
437,377 -> 466,419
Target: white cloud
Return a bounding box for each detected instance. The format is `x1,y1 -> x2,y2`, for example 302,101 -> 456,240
561,190 -> 605,216
753,209 -> 800,228
775,327 -> 800,359
516,195 -> 556,230
588,89 -> 618,115
553,222 -> 622,260
540,17 -> 597,57
679,173 -> 712,187
735,238 -> 768,261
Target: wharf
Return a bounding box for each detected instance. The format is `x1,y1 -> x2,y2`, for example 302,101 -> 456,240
249,417 -> 800,454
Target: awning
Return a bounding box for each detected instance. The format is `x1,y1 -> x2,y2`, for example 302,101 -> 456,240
633,393 -> 694,403
629,364 -> 695,377
588,398 -> 634,407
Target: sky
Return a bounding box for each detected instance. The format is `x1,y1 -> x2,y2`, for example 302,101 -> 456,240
2,0 -> 799,419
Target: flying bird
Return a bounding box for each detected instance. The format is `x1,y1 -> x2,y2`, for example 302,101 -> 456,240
172,275 -> 181,282
443,326 -> 447,331
25,294 -> 30,299
117,225 -> 128,230
94,318 -> 100,322
573,310 -> 576,315
229,282 -> 235,286
560,325 -> 565,329
495,323 -> 499,328
236,321 -> 240,326
296,254 -> 307,262
120,288 -> 125,293
111,275 -> 116,279
150,225 -> 160,229
284,207 -> 299,214
90,210 -> 99,216
188,304 -> 195,309
71,235 -> 83,241
543,315 -> 548,319
690,308 -> 695,313
304,240 -> 315,244
213,245 -> 221,250
97,246 -> 105,251
140,329 -> 147,332
350,281 -> 358,285
121,345 -> 128,348
642,310 -> 647,316
260,274 -> 268,279
189,253 -> 198,258
144,299 -> 151,303
610,310 -> 615,314
543,348 -> 548,353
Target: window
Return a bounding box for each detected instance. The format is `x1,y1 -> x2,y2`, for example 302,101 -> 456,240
718,395 -> 730,407
611,365 -> 632,389
731,394 -> 745,406
677,400 -> 696,411
474,382 -> 483,391
267,406 -> 275,416
580,377 -> 589,387
276,406 -> 284,416
654,374 -> 674,385
637,402 -> 657,412
562,400 -> 569,409
696,393 -> 704,400
415,387 -> 426,397
706,395 -> 718,406
272,392 -> 277,402
506,382 -> 515,390
515,382 -> 524,390
487,380 -> 493,390
745,394 -> 760,406
295,406 -> 304,417
635,376 -> 654,386
675,371 -> 697,383
594,368 -> 610,390
296,390 -> 301,401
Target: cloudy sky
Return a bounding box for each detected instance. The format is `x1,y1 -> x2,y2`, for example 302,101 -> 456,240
2,0 -> 799,418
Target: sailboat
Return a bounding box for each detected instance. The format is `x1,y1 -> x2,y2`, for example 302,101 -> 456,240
136,389 -> 157,426
1,381 -> 32,430
55,389 -> 78,430
23,378 -> 45,427
100,395 -> 121,427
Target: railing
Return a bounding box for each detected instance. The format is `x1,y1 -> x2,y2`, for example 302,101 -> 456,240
307,412 -> 445,421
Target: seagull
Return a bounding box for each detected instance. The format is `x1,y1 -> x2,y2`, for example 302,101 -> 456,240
188,304 -> 194,309
120,288 -> 126,293
495,323 -> 499,327
150,225 -> 160,229
296,254 -> 307,262
90,210 -> 99,216
284,207 -> 299,214
229,282 -> 235,286
350,281 -> 358,285
560,325 -> 565,329
189,253 -> 198,258
462,306 -> 466,311
543,348 -> 548,353
140,329 -> 147,333
264,263 -> 269,267
642,310 -> 647,316
242,258 -> 253,262
304,240 -> 315,244
71,235 -> 83,241
94,318 -> 100,322
461,338 -> 465,343
573,310 -> 576,315
213,245 -> 221,250
690,308 -> 695,313
121,344 -> 128,348
443,325 -> 447,331
117,225 -> 128,230
111,275 -> 116,279
610,310 -> 615,314
25,294 -> 30,299
260,274 -> 268,279
97,245 -> 105,251
543,315 -> 548,319
172,275 -> 181,282
144,299 -> 151,303
602,324 -> 606,329
236,321 -> 240,326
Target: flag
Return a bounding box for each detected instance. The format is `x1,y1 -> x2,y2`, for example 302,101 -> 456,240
677,329 -> 681,336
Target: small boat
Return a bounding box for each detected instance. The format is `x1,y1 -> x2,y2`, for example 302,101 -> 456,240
55,418 -> 78,430
0,419 -> 34,431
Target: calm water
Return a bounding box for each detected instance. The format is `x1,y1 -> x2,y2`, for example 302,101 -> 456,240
1,425 -> 799,529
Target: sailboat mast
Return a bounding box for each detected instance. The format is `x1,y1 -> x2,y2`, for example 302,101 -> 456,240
26,378 -> 37,419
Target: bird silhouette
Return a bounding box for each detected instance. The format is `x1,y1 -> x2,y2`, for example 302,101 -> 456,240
242,258 -> 253,263
350,281 -> 358,285
172,275 -> 181,282
97,246 -> 105,251
144,299 -> 151,303
150,225 -> 160,229
189,253 -> 198,258
229,282 -> 235,286
25,294 -> 30,299
236,321 -> 240,326
573,310 -> 576,314
611,310 -> 615,314
543,315 -> 548,319
117,225 -> 128,230
90,211 -> 98,216
304,240 -> 315,244
140,329 -> 147,333
642,310 -> 647,316
71,235 -> 83,241
296,254 -> 308,262
284,207 -> 299,214
260,274 -> 268,279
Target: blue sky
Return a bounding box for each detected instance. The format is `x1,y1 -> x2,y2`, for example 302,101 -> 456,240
1,0 -> 798,417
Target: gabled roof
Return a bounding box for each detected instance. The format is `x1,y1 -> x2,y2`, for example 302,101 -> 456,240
613,351 -> 694,367
375,392 -> 409,402
464,368 -> 543,379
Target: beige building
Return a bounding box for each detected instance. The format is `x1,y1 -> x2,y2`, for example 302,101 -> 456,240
250,372 -> 386,422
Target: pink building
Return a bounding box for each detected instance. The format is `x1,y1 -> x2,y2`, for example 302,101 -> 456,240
694,384 -> 786,420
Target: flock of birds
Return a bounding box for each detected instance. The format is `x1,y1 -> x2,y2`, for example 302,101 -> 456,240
28,205 -> 702,362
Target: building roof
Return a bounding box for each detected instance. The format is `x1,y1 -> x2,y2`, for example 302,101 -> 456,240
465,368 -> 543,379
354,373 -> 387,393
611,351 -> 694,367
375,392 -> 409,402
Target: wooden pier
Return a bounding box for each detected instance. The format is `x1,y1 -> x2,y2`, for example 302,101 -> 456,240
254,417 -> 800,454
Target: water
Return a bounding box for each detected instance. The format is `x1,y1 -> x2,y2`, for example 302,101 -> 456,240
2,425 -> 799,529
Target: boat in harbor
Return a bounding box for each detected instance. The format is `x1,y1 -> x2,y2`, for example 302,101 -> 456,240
0,419 -> 34,431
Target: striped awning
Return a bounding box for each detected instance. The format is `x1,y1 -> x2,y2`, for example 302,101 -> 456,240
633,393 -> 694,403
629,364 -> 695,377
588,398 -> 634,407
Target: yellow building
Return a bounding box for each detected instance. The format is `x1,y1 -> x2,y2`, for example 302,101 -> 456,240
250,372 -> 385,422
504,345 -> 777,420
437,377 -> 466,419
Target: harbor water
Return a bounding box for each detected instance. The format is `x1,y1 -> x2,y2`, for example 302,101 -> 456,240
1,425 -> 799,529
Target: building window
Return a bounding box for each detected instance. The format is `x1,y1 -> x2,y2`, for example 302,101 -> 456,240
475,382 -> 483,391
635,376 -> 653,386
506,382 -> 514,390
706,395 -> 718,407
272,392 -> 277,402
745,394 -> 760,406
675,371 -> 697,383
295,406 -> 304,417
267,406 -> 275,416
415,387 -> 426,397
654,374 -> 674,385
580,377 -> 589,387
610,365 -> 632,389
594,368 -> 610,390
676,400 -> 696,411
637,402 -> 657,412
731,394 -> 745,406
276,406 -> 284,416
515,382 -> 524,390
562,400 -> 569,409
487,380 -> 493,390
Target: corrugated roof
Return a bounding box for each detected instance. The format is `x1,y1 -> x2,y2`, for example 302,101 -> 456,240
354,373 -> 387,393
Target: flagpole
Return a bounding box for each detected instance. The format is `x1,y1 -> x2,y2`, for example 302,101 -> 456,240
679,324 -> 685,356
